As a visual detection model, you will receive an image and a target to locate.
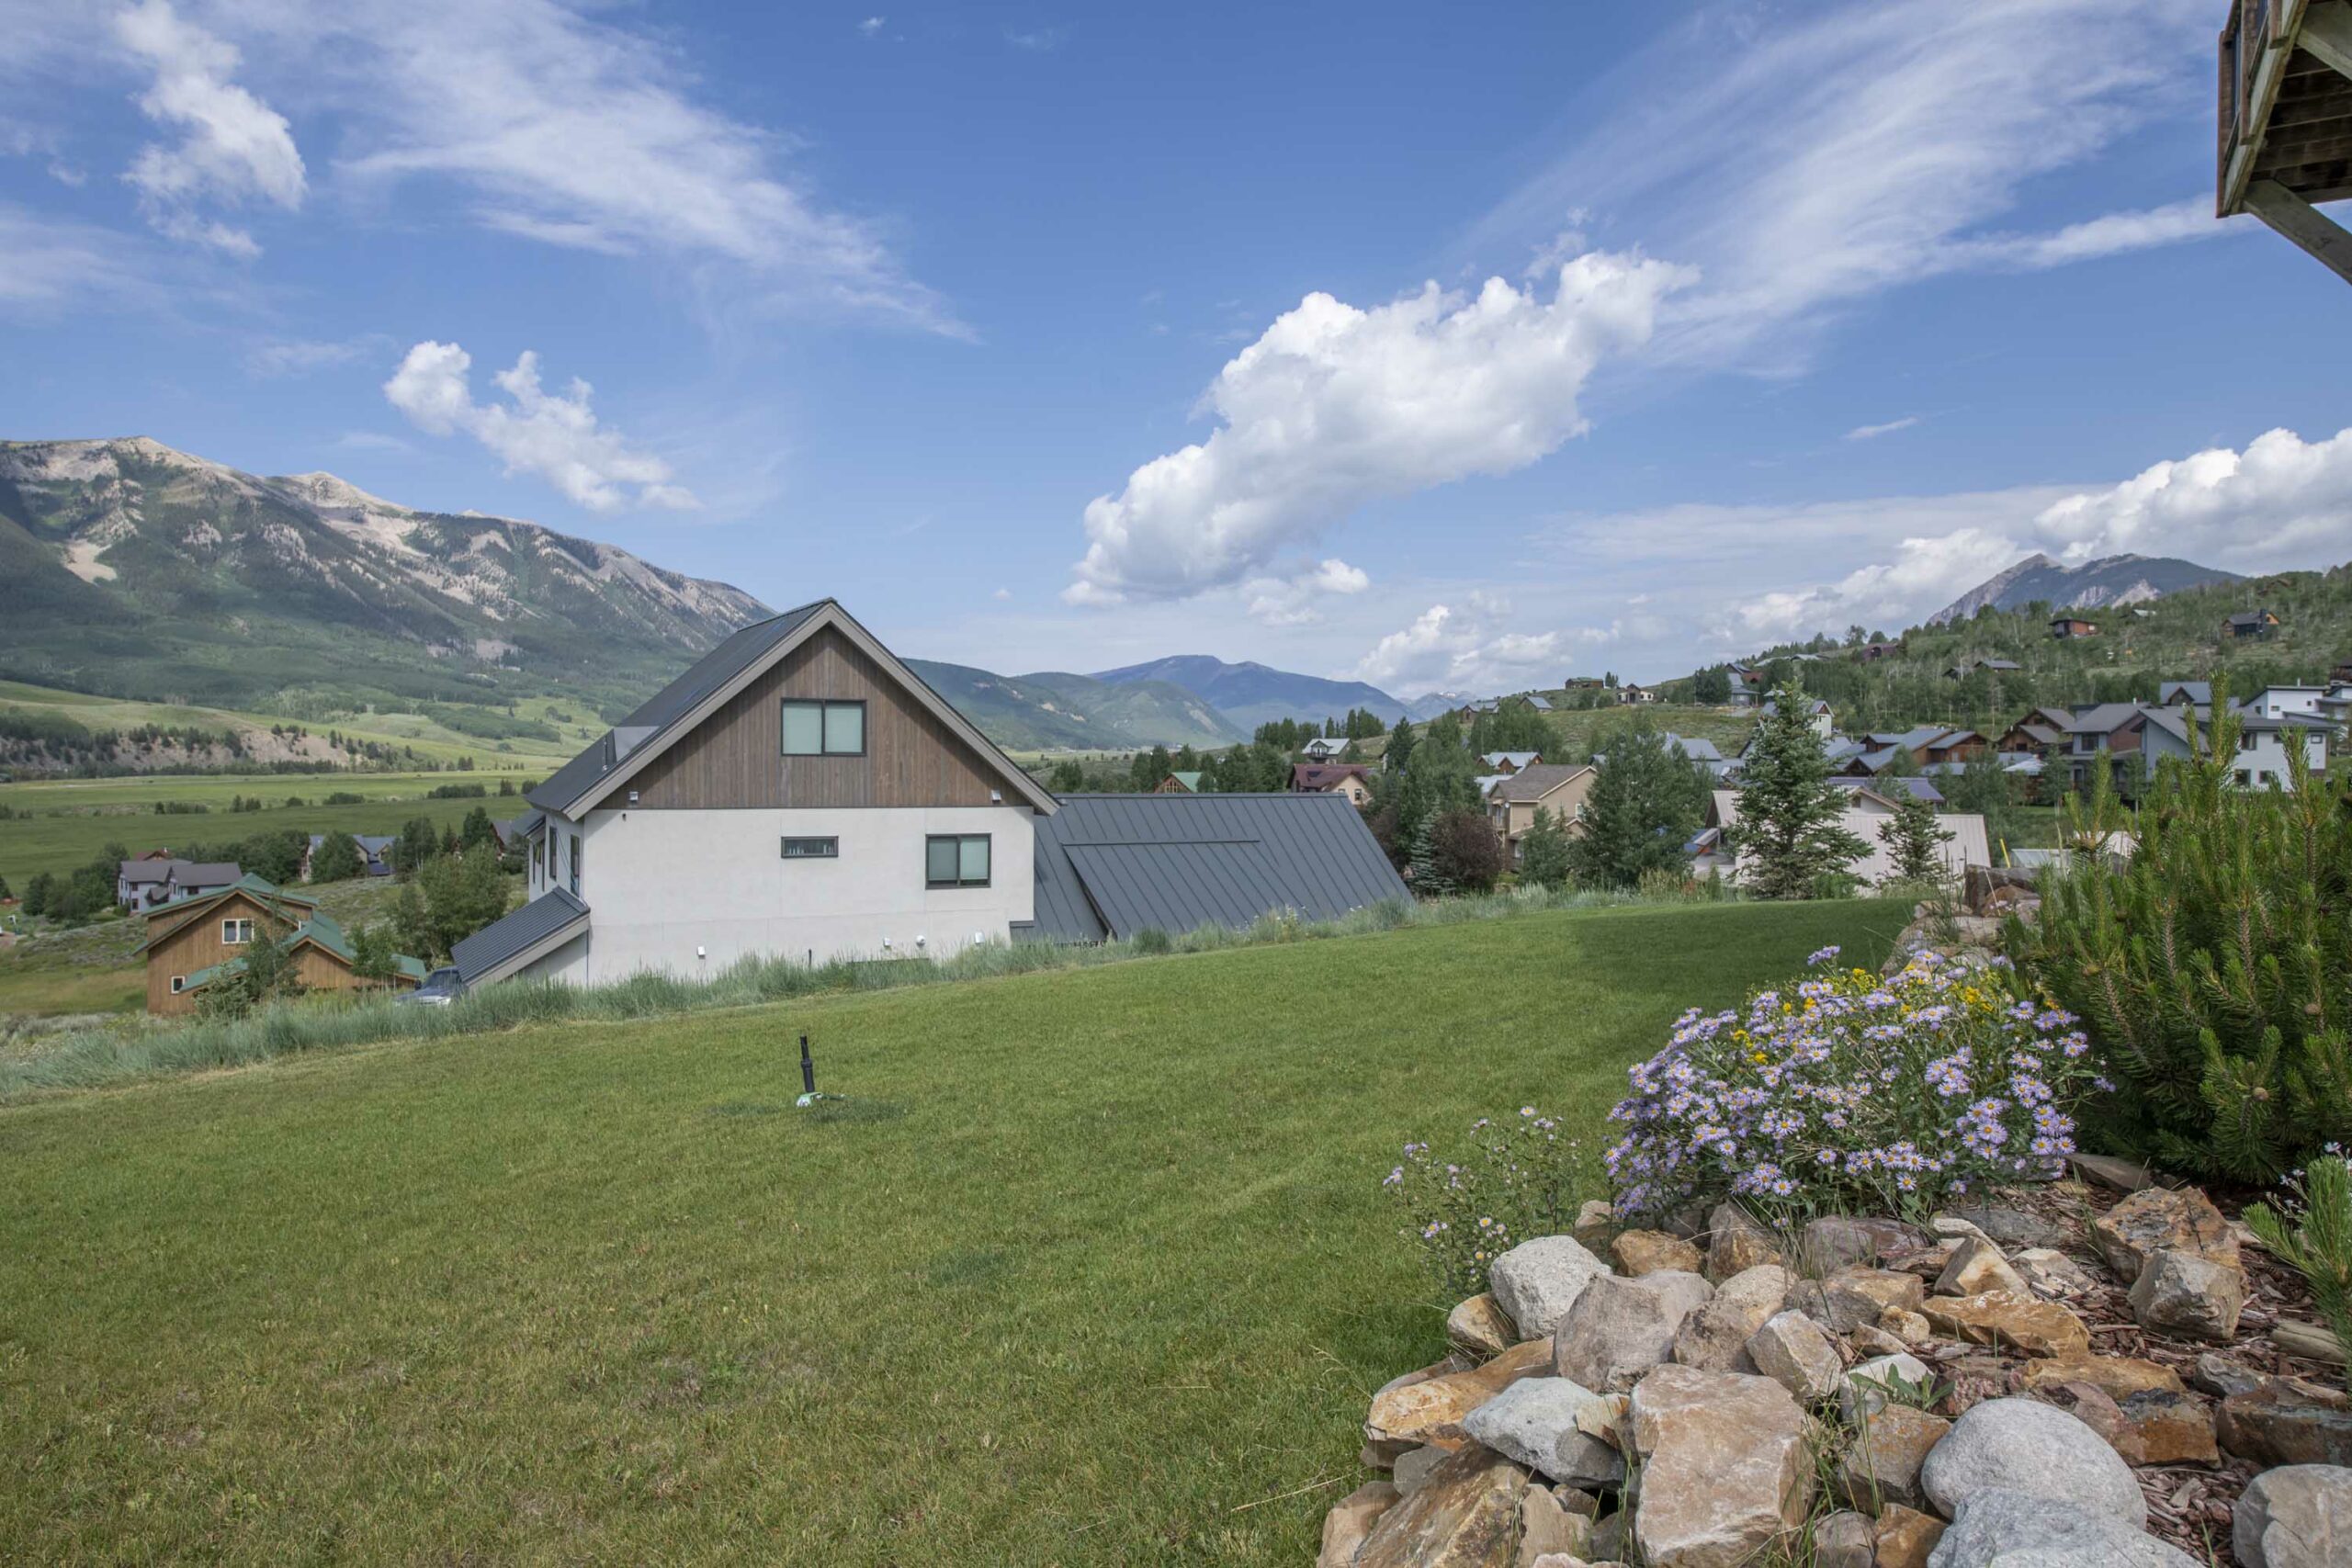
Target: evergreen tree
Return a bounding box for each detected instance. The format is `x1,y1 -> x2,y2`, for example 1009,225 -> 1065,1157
309,831 -> 366,884
1730,682 -> 1869,899
460,805 -> 499,852
22,872 -> 54,918
1515,806 -> 1574,890
393,816 -> 440,874
0,872 -> 11,902
1406,815 -> 1453,898
1387,716 -> 1417,773
1569,726 -> 1705,889
2020,707 -> 2352,1180
1878,789 -> 1955,885
1692,667 -> 1732,705
1048,759 -> 1085,794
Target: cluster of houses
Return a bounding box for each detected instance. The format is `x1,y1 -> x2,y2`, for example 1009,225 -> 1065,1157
1996,680 -> 2335,795
136,874 -> 425,1015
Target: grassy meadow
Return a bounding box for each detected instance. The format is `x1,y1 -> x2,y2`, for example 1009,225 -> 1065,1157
0,897 -> 1902,1564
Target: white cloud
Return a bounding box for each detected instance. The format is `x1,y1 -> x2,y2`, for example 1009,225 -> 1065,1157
1464,0 -> 2221,367
309,1 -> 960,334
1354,595 -> 1600,694
245,335 -> 381,378
991,586 -> 1012,601
384,340 -> 699,513
1844,416 -> 1918,442
1066,252 -> 1690,604
858,17 -> 888,38
1240,558 -> 1371,626
0,203 -> 169,311
114,0 -> 304,256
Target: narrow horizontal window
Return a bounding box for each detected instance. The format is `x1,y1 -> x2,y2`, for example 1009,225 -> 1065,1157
926,833 -> 990,888
781,699 -> 867,756
781,837 -> 839,860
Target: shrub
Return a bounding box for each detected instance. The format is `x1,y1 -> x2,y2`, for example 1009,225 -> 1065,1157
2018,711 -> 2352,1180
1605,946 -> 2097,1225
1382,1107 -> 1589,1298
1129,927 -> 1172,955
2244,1154 -> 2352,1391
1430,808 -> 1505,895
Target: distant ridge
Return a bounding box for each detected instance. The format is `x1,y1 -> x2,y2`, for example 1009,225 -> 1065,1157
1090,654 -> 1411,729
1929,552 -> 2242,624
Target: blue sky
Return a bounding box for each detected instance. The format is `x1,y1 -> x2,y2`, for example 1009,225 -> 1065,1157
5,0 -> 2351,693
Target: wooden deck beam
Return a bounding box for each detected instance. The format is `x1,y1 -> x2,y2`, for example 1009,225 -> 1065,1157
2245,178 -> 2352,282
2302,3 -> 2352,79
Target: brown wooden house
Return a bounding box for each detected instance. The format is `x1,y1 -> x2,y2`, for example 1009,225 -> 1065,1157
138,874 -> 424,1016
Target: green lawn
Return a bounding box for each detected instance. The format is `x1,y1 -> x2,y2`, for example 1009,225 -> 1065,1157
0,898 -> 1903,1564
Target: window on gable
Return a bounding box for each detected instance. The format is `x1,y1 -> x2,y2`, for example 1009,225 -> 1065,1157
782,699 -> 866,756
926,834 -> 990,888
222,918 -> 254,944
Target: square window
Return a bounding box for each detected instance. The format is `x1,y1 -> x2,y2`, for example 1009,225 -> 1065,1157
926,834 -> 990,888
926,836 -> 959,886
222,918 -> 254,944
781,701 -> 825,756
781,837 -> 839,859
824,703 -> 864,755
958,836 -> 989,885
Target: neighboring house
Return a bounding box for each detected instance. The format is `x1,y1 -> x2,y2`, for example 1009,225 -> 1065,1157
1290,762 -> 1374,806
1758,697 -> 1836,740
1999,707 -> 2075,757
2049,616 -> 2098,639
2140,705 -> 2330,789
1480,750 -> 1542,774
300,833 -> 398,879
1724,665 -> 1763,707
1486,763 -> 1596,865
2159,681 -> 2213,707
1617,684 -> 1657,705
1298,737 -> 1351,761
1831,775 -> 1944,806
2243,684 -> 2330,720
1521,694 -> 1556,712
1155,771 -> 1204,795
1699,788 -> 1990,888
2223,610 -> 2280,640
1858,641 -> 1904,663
1564,676 -> 1606,692
461,599 -> 1407,987
135,874 -> 424,1015
116,856 -> 243,910
1029,792 -> 1410,941
2052,703 -> 2152,794
1946,659 -> 2021,679
1596,733 -> 1736,782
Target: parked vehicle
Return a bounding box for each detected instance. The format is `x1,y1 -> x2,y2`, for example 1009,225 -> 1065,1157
399,967 -> 468,1007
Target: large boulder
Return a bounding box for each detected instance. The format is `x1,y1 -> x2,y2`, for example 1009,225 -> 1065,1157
1354,1446 -> 1529,1568
1925,1488 -> 2197,1568
1671,1264 -> 1790,1372
1834,1403 -> 1950,1515
1919,1397 -> 2144,1527
2233,1464 -> 2352,1568
1367,1339 -> 1554,1447
1319,1480 -> 1400,1568
1746,1309 -> 1845,1405
1917,1291 -> 2091,1359
1490,1235 -> 1611,1339
1460,1377 -> 1625,1490
1706,1202 -> 1782,1280
1553,1269 -> 1714,1393
2091,1186 -> 2237,1286
2128,1247 -> 2246,1343
1627,1365 -> 1815,1568
2219,1377 -> 2352,1468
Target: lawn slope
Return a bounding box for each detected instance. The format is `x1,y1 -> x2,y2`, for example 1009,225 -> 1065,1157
0,899 -> 1902,1564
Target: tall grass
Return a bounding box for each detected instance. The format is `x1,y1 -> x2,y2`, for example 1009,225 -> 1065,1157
1,883 -> 1721,1100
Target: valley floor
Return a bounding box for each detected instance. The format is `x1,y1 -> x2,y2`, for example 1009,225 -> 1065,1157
0,898 -> 1901,1564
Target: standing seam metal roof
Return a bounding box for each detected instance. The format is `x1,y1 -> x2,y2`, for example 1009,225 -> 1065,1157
1026,793 -> 1409,943
451,887 -> 590,984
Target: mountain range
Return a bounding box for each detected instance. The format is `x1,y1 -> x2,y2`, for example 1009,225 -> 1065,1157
0,436 -> 1413,752
1928,552 -> 2241,625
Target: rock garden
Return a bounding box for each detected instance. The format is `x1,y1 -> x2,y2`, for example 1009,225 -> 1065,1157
1329,750 -> 2352,1568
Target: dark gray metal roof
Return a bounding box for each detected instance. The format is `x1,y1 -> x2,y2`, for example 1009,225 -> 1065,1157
1026,793 -> 1409,943
527,601 -> 828,813
451,887 -> 589,985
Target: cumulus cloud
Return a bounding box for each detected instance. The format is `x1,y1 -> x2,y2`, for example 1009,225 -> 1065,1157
1354,594 -> 1605,694
384,341 -> 698,513
1723,425 -> 2352,642
114,0 -> 304,256
1240,558 -> 1371,626
1066,253 -> 1690,605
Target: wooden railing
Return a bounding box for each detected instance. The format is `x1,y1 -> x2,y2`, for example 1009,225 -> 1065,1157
2220,0 -> 2278,209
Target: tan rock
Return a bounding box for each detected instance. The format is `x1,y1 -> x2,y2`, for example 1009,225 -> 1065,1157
1448,1292 -> 1520,1359
1747,1309 -> 1845,1405
2128,1247 -> 2246,1343
1320,1480 -> 1401,1568
1935,1235 -> 2029,1298
2092,1186 -> 2238,1285
1628,1365 -> 1815,1568
1367,1339 -> 1554,1446
1813,1509 -> 1874,1568
1881,1306 -> 1934,1346
1671,1264 -> 1790,1372
2068,1152 -> 2152,1191
2011,1247 -> 2098,1299
1834,1403 -> 1950,1514
1518,1485 -> 1593,1568
1554,1270 -> 1715,1393
1918,1290 -> 2091,1359
1795,1267 -> 1926,1333
1705,1201 -> 1781,1280
2019,1355 -> 2186,1402
1849,1323 -> 1910,1358
1614,1229 -> 1704,1277
2217,1376 -> 2352,1468
2039,1378 -> 2219,1467
1354,1446 -> 1528,1568
1872,1505 -> 1947,1568
1572,1199 -> 1616,1252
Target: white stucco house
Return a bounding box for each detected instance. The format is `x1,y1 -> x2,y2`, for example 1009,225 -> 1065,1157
1692,787 -> 1990,888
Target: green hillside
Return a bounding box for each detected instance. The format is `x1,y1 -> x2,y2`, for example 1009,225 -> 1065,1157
0,898 -> 1900,1563
906,660 -> 1243,750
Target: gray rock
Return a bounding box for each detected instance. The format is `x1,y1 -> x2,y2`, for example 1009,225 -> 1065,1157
2010,1247 -> 2098,1300
1920,1397 -> 2144,1528
2129,1247 -> 2246,1343
2195,1353 -> 2269,1398
1393,1443 -> 1450,1497
1842,1351 -> 1934,1424
1671,1264 -> 1790,1372
1937,1205 -> 2068,1251
1461,1377 -> 1626,1489
1815,1509 -> 1876,1568
1491,1235 -> 1612,1339
2234,1464 -> 2352,1568
1747,1309 -> 1844,1405
1554,1269 -> 1714,1393
1793,1267 -> 1928,1333
2093,1186 -> 2237,1285
1926,1488 -> 2197,1567
1801,1215 -> 1930,1274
